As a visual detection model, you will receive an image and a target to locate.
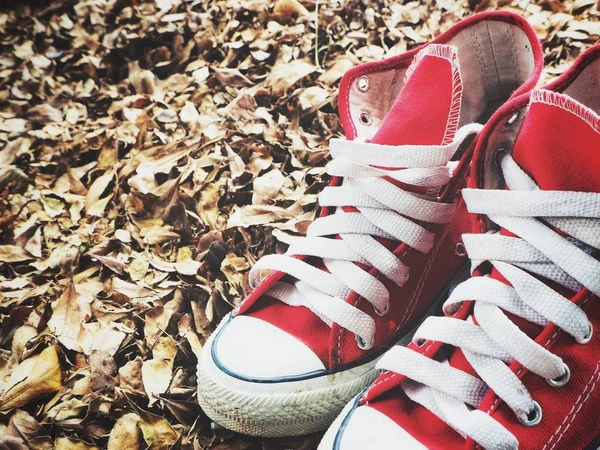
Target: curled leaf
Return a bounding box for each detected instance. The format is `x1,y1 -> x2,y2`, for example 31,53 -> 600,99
85,171 -> 115,217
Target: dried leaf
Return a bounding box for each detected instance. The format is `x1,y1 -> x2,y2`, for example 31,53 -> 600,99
0,246 -> 32,263
0,1 -> 588,448
266,59 -> 316,94
141,336 -> 176,405
273,0 -> 310,16
5,410 -> 46,441
107,413 -> 142,450
252,169 -> 285,204
47,282 -> 89,352
179,101 -> 199,123
85,172 -> 115,217
138,409 -> 179,448
298,86 -> 330,111
0,437 -> 28,450
0,346 -> 62,412
53,438 -> 99,450
89,351 -> 117,394
118,357 -> 145,395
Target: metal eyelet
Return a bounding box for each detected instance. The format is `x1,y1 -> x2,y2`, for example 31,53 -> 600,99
375,301 -> 390,317
493,147 -> 507,167
357,76 -> 370,92
519,401 -> 542,427
355,334 -> 373,350
546,363 -> 570,388
454,242 -> 467,257
359,111 -> 372,125
413,338 -> 426,348
506,111 -> 519,126
576,321 -> 593,344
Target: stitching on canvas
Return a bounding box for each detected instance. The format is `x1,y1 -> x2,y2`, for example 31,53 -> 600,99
540,293 -> 595,450
366,372 -> 396,396
335,321 -> 342,366
470,26 -> 491,99
444,52 -> 463,146
542,359 -> 600,450
484,21 -> 502,100
335,58 -> 411,363
483,329 -> 561,417
365,342 -> 434,399
334,243 -> 410,365
484,367 -> 525,417
531,89 -> 600,134
396,223 -> 449,332
402,44 -> 463,146
506,25 -> 520,89
480,325 -> 563,450
481,293 -> 594,450
404,44 -> 457,81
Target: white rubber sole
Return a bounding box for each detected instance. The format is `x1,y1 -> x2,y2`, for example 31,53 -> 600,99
318,395 -> 359,449
197,265 -> 471,437
197,325 -> 381,437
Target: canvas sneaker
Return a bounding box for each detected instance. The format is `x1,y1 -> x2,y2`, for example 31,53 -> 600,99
319,40 -> 600,450
197,11 -> 542,437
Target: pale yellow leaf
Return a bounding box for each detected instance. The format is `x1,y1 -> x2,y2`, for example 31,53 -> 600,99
141,337 -> 176,405
107,413 -> 142,450
0,246 -> 32,263
139,409 -> 179,449
85,171 -> 115,217
0,346 -> 62,412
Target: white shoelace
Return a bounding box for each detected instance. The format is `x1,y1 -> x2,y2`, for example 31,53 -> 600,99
378,153 -> 600,450
248,124 -> 483,349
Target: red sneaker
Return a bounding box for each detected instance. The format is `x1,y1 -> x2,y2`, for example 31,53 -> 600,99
197,11 -> 542,437
319,40 -> 600,450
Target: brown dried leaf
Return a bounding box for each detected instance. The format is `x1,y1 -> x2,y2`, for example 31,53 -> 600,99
5,410 -> 46,442
89,351 -> 117,394
53,438 -> 99,450
47,282 -> 90,352
138,409 -> 179,448
118,357 -> 145,395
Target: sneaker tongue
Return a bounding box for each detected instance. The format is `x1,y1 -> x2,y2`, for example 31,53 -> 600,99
371,44 -> 463,146
512,89 -> 600,192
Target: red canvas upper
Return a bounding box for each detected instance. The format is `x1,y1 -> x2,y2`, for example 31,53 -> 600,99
512,90 -> 600,193
372,45 -> 462,146
235,11 -> 543,373
361,44 -> 600,450
239,44 -> 470,370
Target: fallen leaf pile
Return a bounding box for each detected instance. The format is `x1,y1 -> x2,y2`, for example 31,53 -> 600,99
0,0 -> 598,449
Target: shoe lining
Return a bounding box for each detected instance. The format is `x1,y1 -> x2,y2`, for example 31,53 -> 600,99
445,20 -> 535,126
346,19 -> 535,141
563,58 -> 600,114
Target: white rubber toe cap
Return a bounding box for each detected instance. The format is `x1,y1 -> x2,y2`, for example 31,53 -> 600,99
320,404 -> 427,450
212,315 -> 326,379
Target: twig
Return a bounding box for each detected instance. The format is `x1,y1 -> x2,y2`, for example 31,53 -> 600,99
315,0 -> 321,69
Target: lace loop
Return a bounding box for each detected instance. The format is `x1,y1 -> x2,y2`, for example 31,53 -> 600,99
377,152 -> 599,449
249,125 -> 483,347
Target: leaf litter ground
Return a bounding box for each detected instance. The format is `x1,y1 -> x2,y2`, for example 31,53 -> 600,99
0,0 -> 598,449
